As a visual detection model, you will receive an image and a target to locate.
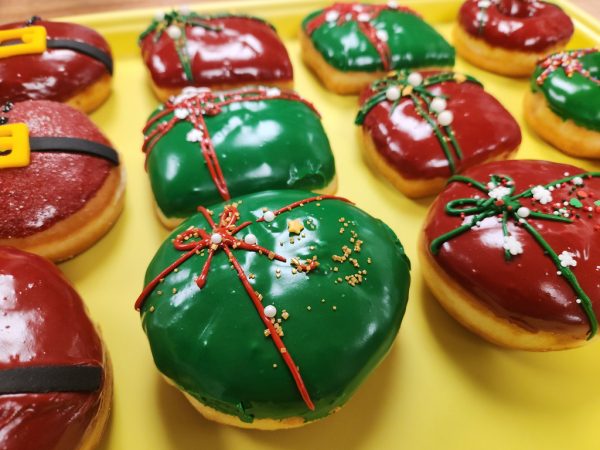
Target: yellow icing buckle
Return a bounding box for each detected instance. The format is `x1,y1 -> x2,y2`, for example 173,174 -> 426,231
0,26 -> 47,58
0,124 -> 30,169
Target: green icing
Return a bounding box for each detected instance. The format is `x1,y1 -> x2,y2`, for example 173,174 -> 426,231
532,50 -> 600,132
145,98 -> 336,220
140,190 -> 411,423
302,8 -> 455,72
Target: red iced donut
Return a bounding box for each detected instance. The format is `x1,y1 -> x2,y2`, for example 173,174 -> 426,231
454,0 -> 574,76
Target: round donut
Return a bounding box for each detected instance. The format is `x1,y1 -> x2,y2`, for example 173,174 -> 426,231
300,2 -> 454,94
136,190 -> 411,429
139,10 -> 293,102
356,70 -> 521,198
0,246 -> 112,449
524,48 -> 600,158
0,16 -> 113,113
142,86 -> 336,229
454,0 -> 574,77
0,100 -> 125,262
420,160 -> 600,351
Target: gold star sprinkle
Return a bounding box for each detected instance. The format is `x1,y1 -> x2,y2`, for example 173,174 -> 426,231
287,219 -> 304,235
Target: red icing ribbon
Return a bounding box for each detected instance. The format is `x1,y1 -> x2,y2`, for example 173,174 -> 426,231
135,194 -> 351,410
142,87 -> 321,202
304,2 -> 419,71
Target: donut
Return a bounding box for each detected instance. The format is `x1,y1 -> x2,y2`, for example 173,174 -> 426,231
454,0 -> 574,77
356,70 -> 521,197
135,190 -> 411,429
524,49 -> 600,158
143,86 -> 336,228
0,16 -> 113,113
0,246 -> 112,449
300,2 -> 455,94
420,160 -> 600,351
0,100 -> 125,262
139,10 -> 293,101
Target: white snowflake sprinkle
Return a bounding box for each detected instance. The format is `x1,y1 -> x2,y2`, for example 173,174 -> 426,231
558,251 -> 577,268
531,185 -> 552,204
186,128 -> 204,142
572,176 -> 584,186
503,235 -> 523,256
174,108 -> 189,119
488,185 -> 511,200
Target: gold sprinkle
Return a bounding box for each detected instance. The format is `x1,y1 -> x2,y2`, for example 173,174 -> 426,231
282,311 -> 290,320
280,348 -> 287,354
157,290 -> 163,295
149,306 -> 155,312
174,268 -> 179,272
273,363 -> 278,368
292,268 -> 297,274
401,85 -> 413,96
264,329 -> 271,337
307,306 -> 312,311
333,267 -> 339,272
321,299 -> 326,303
316,203 -> 321,206
172,288 -> 177,294
287,219 -> 304,235
367,257 -> 372,264
332,306 -> 337,311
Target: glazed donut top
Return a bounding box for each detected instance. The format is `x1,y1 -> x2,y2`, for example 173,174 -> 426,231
138,10 -> 292,88
143,86 -> 335,222
458,0 -> 574,52
531,48 -> 600,131
424,160 -> 600,339
136,190 -> 410,423
356,70 -> 521,179
0,246 -> 105,449
0,17 -> 113,104
0,100 -> 119,239
302,2 -> 454,72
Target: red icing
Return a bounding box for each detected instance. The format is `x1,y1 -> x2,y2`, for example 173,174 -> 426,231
458,0 -> 574,52
424,160 -> 600,336
0,19 -> 112,103
0,100 -> 112,239
0,247 -> 104,449
359,75 -> 521,180
139,17 -> 293,89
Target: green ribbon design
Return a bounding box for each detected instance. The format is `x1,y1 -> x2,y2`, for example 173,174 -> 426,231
430,171 -> 600,338
355,70 -> 482,174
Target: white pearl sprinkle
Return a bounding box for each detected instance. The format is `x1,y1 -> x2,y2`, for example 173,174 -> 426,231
357,13 -> 370,22
407,72 -> 423,87
476,11 -> 488,22
576,298 -> 582,304
174,108 -> 189,119
477,0 -> 492,7
385,86 -> 401,101
437,110 -> 454,126
325,10 -> 340,22
263,211 -> 275,222
517,207 -> 531,218
264,305 -> 277,318
167,25 -> 182,40
210,233 -> 222,244
244,234 -> 257,245
430,97 -> 447,113
573,176 -> 584,186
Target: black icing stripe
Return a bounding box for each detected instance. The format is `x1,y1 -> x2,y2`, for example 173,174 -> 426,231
46,39 -> 113,75
0,365 -> 102,394
29,137 -> 119,165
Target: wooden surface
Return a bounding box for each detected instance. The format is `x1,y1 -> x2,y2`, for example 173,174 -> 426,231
2,0 -> 600,22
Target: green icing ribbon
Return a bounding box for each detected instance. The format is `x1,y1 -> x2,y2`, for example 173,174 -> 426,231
356,71 -> 482,174
532,49 -> 600,132
430,171 -> 600,338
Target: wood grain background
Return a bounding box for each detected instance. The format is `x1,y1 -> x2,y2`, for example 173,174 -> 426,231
2,0 -> 600,22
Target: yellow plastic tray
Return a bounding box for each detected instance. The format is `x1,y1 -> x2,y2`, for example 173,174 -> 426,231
55,1 -> 600,449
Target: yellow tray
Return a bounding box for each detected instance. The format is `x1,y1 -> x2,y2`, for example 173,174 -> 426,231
55,1 -> 600,449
